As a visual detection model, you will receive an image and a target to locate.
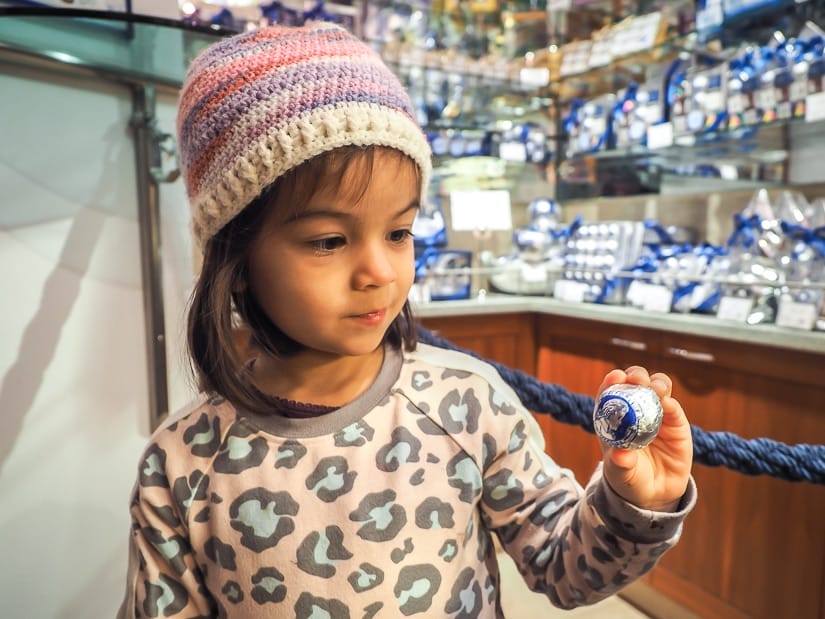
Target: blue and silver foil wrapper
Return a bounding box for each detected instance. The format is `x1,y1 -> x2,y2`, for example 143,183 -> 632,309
593,384 -> 663,449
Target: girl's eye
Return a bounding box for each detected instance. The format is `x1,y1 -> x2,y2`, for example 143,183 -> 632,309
311,236 -> 345,253
389,229 -> 414,243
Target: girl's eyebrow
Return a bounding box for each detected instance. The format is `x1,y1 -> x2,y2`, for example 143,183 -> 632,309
287,200 -> 420,223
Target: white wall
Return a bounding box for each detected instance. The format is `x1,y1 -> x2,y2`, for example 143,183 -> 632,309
0,64 -> 195,618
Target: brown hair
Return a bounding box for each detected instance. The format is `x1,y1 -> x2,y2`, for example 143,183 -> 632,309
187,146 -> 420,413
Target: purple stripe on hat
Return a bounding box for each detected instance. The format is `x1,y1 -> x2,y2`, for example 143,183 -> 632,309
186,23 -> 357,82
180,52 -> 409,156
179,25 -> 374,127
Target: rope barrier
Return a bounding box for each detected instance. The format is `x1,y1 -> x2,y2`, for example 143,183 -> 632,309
417,326 -> 825,485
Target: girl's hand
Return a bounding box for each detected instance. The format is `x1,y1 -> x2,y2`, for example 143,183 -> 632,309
596,366 -> 693,512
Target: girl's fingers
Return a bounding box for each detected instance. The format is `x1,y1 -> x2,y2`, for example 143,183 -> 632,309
597,368 -> 629,392
623,366 -> 651,386
604,445 -> 638,471
601,367 -> 673,402
649,372 -> 672,398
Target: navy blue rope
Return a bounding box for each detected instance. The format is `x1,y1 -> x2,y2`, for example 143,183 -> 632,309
417,326 -> 825,485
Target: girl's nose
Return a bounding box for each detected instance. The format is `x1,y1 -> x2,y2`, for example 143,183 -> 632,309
352,242 -> 396,289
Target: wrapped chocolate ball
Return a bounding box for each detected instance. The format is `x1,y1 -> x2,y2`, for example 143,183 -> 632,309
593,384 -> 663,449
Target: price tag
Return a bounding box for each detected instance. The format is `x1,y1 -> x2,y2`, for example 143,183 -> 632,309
716,295 -> 753,323
646,122 -> 673,150
449,190 -> 513,231
805,91 -> 825,123
519,67 -> 550,89
790,79 -> 808,102
776,299 -> 817,330
703,90 -> 725,112
498,141 -> 527,162
757,88 -> 776,109
588,38 -> 613,68
553,279 -> 588,303
641,284 -> 674,313
727,93 -> 746,114
626,281 -> 672,312
743,108 -> 760,125
625,280 -> 648,308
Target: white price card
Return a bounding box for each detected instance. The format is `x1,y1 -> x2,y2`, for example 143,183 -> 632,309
790,79 -> 808,102
727,93 -> 746,114
519,67 -> 550,89
646,122 -> 673,150
716,295 -> 754,323
553,279 -> 588,303
805,91 -> 825,123
776,299 -> 817,331
498,141 -> 527,162
449,190 -> 513,232
626,281 -> 672,312
625,280 -> 647,308
703,90 -> 725,112
756,87 -> 776,110
642,284 -> 674,313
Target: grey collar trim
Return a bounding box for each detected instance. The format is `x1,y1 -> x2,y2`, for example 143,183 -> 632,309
237,345 -> 403,438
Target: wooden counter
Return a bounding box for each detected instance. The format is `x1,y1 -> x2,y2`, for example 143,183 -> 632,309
418,305 -> 825,619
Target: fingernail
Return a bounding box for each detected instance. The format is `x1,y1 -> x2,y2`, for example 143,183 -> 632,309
652,378 -> 667,392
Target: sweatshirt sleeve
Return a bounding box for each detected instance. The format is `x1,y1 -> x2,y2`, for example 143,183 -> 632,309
117,439 -> 217,619
476,377 -> 696,609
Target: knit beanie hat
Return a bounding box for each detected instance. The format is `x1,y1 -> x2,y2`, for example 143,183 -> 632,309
177,22 -> 433,248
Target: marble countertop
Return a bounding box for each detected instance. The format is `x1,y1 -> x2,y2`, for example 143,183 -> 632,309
413,294 -> 825,356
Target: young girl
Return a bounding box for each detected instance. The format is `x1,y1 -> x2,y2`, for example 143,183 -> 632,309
119,22 -> 695,618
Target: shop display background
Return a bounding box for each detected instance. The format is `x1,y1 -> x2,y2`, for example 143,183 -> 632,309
1,5 -> 825,618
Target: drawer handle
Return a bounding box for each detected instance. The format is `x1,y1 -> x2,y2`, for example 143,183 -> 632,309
667,346 -> 715,363
610,337 -> 647,351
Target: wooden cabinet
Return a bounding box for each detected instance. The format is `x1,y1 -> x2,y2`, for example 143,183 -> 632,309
653,331 -> 825,619
536,314 -> 825,619
420,309 -> 825,619
418,312 -> 537,375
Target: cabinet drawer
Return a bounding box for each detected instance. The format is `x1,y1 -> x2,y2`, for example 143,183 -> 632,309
660,331 -> 824,387
538,315 -> 662,357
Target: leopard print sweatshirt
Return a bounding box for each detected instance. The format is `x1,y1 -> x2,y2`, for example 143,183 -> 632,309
118,343 -> 696,618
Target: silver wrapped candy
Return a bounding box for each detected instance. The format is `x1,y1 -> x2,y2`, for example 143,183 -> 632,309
593,384 -> 663,449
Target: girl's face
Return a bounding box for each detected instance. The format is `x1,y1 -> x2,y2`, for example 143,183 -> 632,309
247,149 -> 419,359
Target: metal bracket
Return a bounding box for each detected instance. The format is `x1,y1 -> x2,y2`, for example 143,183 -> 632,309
130,83 -> 176,431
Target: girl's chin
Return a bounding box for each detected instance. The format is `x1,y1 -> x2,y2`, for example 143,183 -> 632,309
295,338 -> 388,360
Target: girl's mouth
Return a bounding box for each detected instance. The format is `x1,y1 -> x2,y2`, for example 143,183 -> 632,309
352,309 -> 386,325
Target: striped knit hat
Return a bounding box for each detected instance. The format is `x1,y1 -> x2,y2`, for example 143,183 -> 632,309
177,22 -> 432,248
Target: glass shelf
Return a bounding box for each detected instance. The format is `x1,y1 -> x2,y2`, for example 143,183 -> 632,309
550,32 -> 695,102
0,7 -> 234,87
568,120 -> 790,165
